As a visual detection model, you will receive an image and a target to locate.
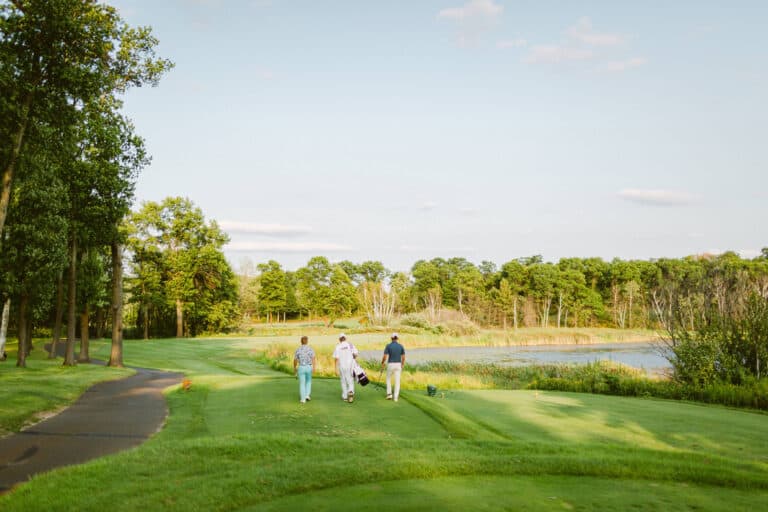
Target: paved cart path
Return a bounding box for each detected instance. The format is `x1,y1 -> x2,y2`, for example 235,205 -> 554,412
0,348 -> 181,494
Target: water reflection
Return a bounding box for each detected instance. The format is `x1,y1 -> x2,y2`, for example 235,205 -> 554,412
361,342 -> 670,375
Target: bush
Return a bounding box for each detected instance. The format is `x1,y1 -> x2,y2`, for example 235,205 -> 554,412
440,319 -> 480,337
398,314 -> 431,330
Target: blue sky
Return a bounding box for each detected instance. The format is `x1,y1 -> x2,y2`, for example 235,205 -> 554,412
114,0 -> 768,272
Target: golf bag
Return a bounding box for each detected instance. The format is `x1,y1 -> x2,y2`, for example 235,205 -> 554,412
353,363 -> 369,386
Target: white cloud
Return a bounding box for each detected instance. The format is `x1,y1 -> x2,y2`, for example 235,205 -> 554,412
460,207 -> 479,215
419,201 -> 438,211
227,242 -> 353,252
567,17 -> 625,46
618,189 -> 695,206
497,38 -> 527,49
219,221 -> 312,236
438,0 -> 503,20
524,45 -> 593,64
523,17 -> 628,65
438,0 -> 504,46
606,57 -> 648,72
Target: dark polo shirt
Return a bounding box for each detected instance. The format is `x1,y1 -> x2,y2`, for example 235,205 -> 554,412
384,341 -> 405,364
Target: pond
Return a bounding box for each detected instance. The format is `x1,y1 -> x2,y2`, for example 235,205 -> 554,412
361,342 -> 670,375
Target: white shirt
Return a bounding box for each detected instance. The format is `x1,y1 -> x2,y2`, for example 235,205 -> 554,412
332,340 -> 358,368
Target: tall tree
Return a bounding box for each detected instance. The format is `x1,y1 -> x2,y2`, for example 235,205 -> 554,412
295,256 -> 332,320
127,197 -> 233,337
0,150 -> 68,367
257,260 -> 287,323
0,0 -> 171,240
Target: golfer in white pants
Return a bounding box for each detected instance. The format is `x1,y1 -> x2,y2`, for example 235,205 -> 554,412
333,333 -> 359,402
381,333 -> 406,402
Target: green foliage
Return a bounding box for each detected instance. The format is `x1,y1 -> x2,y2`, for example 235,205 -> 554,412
126,197 -> 239,336
663,293 -> 768,386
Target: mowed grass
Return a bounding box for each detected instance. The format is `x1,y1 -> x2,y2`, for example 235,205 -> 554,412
1,337 -> 767,511
0,340 -> 133,436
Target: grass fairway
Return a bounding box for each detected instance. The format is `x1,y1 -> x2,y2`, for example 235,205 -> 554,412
1,337 -> 767,511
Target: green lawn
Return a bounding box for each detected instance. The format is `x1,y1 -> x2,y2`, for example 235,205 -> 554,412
0,341 -> 132,436
1,337 -> 767,511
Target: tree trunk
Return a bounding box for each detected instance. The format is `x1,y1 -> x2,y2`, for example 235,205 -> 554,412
78,304 -> 90,362
94,308 -> 105,339
16,294 -> 28,368
142,303 -> 149,340
63,236 -> 77,366
176,298 -> 183,337
25,312 -> 33,356
108,242 -> 124,367
49,272 -> 65,358
0,92 -> 33,239
513,297 -> 518,329
0,298 -> 10,361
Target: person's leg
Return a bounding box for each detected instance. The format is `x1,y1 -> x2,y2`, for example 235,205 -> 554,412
298,365 -> 310,401
392,362 -> 402,401
347,368 -> 355,399
340,367 -> 352,399
341,368 -> 355,401
298,367 -> 306,401
306,367 -> 312,399
386,363 -> 393,398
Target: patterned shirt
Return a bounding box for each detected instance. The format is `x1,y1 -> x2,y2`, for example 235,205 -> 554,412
294,345 -> 315,366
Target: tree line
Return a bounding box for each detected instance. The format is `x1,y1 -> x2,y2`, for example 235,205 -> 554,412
0,0 -> 172,367
239,250 -> 768,330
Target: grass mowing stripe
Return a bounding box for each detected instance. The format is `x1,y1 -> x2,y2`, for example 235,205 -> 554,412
3,337 -> 767,511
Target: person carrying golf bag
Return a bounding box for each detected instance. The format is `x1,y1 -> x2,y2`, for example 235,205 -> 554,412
381,333 -> 406,402
333,333 -> 359,403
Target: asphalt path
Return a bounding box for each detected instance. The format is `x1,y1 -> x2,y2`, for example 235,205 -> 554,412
0,345 -> 181,494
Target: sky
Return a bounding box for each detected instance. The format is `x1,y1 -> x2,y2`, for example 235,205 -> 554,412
112,0 -> 768,273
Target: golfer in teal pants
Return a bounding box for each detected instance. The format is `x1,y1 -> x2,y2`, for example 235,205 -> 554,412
294,336 -> 316,403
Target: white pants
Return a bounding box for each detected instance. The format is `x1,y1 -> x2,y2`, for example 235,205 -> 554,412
340,366 -> 355,399
386,362 -> 402,400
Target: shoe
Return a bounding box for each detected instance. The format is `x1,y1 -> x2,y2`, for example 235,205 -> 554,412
342,397 -> 348,401
386,394 -> 393,400
394,398 -> 398,402
300,400 -> 305,404
306,396 -> 311,402
348,392 -> 354,403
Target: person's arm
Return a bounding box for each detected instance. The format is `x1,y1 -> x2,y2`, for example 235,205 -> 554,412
381,350 -> 388,368
293,355 -> 298,375
401,354 -> 405,368
334,357 -> 339,376
311,354 -> 316,374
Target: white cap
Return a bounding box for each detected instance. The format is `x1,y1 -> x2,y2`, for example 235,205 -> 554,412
391,332 -> 398,339
339,333 -> 346,340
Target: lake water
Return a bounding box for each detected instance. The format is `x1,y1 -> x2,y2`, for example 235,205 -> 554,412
361,342 -> 670,375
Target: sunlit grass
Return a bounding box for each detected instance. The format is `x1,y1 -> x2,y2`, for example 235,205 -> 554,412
0,339 -> 132,436
2,337 -> 767,511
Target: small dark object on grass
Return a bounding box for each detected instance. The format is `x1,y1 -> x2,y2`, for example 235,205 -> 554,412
427,385 -> 437,397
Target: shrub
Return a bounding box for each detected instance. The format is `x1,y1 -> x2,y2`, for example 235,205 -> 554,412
399,314 -> 431,330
